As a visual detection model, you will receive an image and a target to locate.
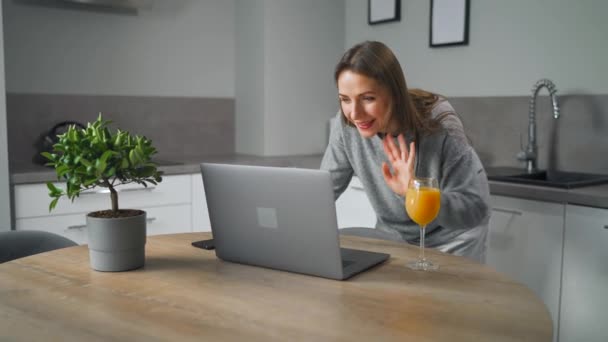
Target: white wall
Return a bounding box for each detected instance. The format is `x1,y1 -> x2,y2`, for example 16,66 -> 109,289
235,0 -> 345,156
235,0 -> 265,155
0,3 -> 10,231
3,0 -> 235,97
345,0 -> 608,96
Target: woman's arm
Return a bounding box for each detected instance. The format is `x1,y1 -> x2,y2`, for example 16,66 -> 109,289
320,114 -> 354,200
436,133 -> 491,230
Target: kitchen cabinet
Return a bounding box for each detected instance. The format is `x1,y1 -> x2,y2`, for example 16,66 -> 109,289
559,204 -> 608,342
16,204 -> 191,245
487,195 -> 564,342
335,177 -> 376,229
191,173 -> 212,232
14,174 -> 193,243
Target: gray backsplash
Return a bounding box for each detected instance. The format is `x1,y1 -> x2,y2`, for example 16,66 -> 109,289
6,93 -> 608,175
451,94 -> 608,175
6,93 -> 235,167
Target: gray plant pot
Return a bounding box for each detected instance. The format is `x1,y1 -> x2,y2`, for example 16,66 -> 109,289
86,210 -> 146,272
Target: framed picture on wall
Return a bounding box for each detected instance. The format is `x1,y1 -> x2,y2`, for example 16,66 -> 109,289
368,0 -> 401,25
430,0 -> 470,47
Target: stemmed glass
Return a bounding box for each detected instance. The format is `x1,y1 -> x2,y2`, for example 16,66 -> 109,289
405,177 -> 441,271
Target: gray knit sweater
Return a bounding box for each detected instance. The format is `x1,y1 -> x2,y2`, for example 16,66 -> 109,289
321,100 -> 491,262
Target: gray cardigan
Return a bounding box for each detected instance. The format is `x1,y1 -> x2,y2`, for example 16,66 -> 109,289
320,100 -> 491,262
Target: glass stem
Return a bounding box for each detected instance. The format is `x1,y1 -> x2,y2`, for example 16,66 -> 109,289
419,225 -> 426,261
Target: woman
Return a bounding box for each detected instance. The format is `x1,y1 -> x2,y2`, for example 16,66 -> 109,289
321,41 -> 490,262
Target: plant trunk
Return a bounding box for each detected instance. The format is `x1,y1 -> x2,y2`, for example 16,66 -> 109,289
110,186 -> 119,213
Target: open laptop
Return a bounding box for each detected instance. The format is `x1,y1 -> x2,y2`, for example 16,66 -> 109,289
200,163 -> 390,280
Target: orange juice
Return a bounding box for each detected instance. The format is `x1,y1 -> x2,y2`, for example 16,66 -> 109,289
405,187 -> 441,227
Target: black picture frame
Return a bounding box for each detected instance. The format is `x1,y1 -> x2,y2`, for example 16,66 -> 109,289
368,0 -> 401,25
429,0 -> 470,47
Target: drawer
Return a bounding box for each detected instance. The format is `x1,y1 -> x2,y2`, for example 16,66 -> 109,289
145,205 -> 192,236
16,213 -> 91,245
16,204 -> 192,245
15,175 -> 192,219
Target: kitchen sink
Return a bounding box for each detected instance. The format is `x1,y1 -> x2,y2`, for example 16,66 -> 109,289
486,167 -> 608,189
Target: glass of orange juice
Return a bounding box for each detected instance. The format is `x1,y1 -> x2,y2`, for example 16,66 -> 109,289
405,177 -> 441,271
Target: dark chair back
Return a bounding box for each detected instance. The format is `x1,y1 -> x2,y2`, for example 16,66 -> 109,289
0,230 -> 77,263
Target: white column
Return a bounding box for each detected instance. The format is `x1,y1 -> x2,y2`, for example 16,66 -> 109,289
235,0 -> 345,156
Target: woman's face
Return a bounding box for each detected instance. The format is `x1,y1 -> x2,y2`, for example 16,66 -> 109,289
337,70 -> 392,138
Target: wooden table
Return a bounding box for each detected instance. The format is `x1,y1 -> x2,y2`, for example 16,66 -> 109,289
0,233 -> 552,341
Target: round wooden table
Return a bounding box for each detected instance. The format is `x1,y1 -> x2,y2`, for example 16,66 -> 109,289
0,233 -> 552,341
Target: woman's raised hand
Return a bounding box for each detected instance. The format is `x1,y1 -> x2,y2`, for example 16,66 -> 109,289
381,134 -> 415,197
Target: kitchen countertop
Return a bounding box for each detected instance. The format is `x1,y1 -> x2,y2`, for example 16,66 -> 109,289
9,155 -> 608,209
9,154 -> 325,184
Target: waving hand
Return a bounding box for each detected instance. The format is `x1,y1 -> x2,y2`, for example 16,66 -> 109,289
381,134 -> 415,197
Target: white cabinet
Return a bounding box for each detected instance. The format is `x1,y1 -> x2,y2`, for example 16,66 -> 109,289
559,205 -> 608,342
16,212 -> 91,245
14,174 -> 193,243
335,177 -> 376,229
191,173 -> 211,232
14,175 -> 191,218
487,195 -> 564,342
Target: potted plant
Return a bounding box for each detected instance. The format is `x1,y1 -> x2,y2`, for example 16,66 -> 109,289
42,114 -> 162,271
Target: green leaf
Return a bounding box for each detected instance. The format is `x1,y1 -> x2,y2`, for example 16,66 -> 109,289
99,150 -> 114,165
84,177 -> 97,186
49,197 -> 60,212
74,166 -> 87,175
129,149 -> 139,165
137,166 -> 156,177
47,182 -> 60,194
113,132 -> 123,147
40,152 -> 55,162
104,167 -> 116,178
56,165 -> 70,178
95,158 -> 106,176
69,129 -> 77,142
79,158 -> 92,168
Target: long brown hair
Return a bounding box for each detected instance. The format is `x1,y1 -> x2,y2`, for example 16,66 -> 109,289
334,41 -> 445,138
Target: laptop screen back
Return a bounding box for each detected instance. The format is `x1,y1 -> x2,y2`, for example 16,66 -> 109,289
200,163 -> 345,278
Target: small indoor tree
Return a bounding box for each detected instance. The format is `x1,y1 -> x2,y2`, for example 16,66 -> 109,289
42,114 -> 162,218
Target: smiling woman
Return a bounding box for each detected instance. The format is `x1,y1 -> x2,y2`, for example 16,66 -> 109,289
322,41 -> 491,263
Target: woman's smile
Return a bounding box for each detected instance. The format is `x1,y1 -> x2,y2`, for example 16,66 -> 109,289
355,120 -> 375,130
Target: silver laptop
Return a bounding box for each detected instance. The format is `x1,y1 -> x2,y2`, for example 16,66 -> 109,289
200,163 -> 390,280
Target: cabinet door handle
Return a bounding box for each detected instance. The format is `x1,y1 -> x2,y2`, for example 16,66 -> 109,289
80,189 -> 110,195
120,187 -> 156,193
66,224 -> 87,230
350,184 -> 365,191
492,207 -> 523,216
604,225 -> 608,229
146,217 -> 157,223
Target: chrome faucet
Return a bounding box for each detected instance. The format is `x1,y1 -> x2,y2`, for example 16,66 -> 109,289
517,79 -> 561,173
